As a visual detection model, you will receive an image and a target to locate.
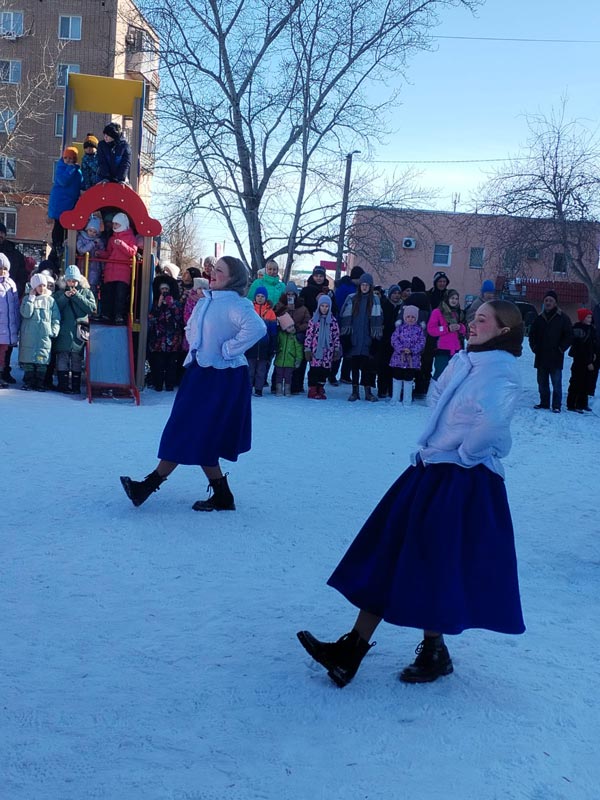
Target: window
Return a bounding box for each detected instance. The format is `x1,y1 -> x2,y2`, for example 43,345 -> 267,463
54,112 -> 78,138
57,63 -> 80,88
379,239 -> 394,262
433,244 -> 452,267
0,59 -> 21,84
58,15 -> 81,40
0,109 -> 17,134
1,11 -> 24,36
553,253 -> 567,274
0,157 -> 16,180
0,207 -> 16,235
469,246 -> 485,269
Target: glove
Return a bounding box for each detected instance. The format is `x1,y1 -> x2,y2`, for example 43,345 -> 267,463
333,348 -> 340,361
304,350 -> 313,361
294,361 -> 300,369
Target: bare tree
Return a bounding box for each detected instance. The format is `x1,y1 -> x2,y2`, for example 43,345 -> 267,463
479,104 -> 600,305
0,38 -> 64,207
139,0 -> 478,277
161,206 -> 205,270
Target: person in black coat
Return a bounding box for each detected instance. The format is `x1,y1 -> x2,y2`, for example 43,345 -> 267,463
528,290 -> 573,412
566,309 -> 596,412
97,122 -> 132,184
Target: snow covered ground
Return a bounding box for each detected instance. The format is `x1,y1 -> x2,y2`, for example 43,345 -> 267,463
1,348 -> 599,800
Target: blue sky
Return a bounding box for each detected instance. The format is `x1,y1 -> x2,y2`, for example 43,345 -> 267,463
373,0 -> 600,209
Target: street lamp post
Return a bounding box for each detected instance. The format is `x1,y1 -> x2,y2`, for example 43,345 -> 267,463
335,150 -> 360,282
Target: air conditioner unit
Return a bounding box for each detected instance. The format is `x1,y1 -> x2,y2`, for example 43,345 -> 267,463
402,237 -> 416,250
526,249 -> 539,260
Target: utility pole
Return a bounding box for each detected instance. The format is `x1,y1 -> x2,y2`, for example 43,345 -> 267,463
335,150 -> 360,282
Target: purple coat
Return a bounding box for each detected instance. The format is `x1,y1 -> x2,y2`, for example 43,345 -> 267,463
390,322 -> 426,369
0,276 -> 20,345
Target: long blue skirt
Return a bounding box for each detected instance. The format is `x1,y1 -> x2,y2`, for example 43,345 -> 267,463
328,461 -> 525,635
158,363 -> 252,466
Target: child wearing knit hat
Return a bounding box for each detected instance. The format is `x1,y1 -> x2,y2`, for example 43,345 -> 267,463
566,308 -> 595,413
47,146 -> 83,268
389,304 -> 426,405
81,133 -> 99,191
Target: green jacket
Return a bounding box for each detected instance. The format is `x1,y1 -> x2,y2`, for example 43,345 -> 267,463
248,274 -> 287,307
274,329 -> 304,368
54,284 -> 96,352
19,291 -> 61,365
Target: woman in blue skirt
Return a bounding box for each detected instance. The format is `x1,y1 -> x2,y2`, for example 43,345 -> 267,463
298,300 -> 526,687
120,256 -> 266,511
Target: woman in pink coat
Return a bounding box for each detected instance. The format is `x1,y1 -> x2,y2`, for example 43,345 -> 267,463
427,289 -> 466,380
97,212 -> 137,324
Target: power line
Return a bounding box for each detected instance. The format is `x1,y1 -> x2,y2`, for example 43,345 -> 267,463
371,157 -> 527,165
435,35 -> 600,43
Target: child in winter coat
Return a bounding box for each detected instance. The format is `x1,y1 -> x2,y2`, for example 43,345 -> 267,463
97,123 -> 132,184
96,212 -> 137,324
81,134 -> 99,190
273,312 -> 304,396
338,273 -> 383,402
147,274 -> 184,391
427,289 -> 466,380
54,264 -> 97,394
19,273 -> 61,391
48,146 -> 83,267
245,286 -> 277,396
0,253 -> 20,388
304,294 -> 340,400
76,215 -> 103,303
389,304 -> 426,406
566,308 -> 596,412
274,281 -> 311,394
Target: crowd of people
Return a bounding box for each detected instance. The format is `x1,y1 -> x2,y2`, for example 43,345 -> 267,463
1,242 -> 599,410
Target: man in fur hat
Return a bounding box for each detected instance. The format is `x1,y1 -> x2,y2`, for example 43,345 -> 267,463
529,290 -> 573,412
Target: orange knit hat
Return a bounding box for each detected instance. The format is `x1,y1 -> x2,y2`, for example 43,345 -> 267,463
62,146 -> 79,162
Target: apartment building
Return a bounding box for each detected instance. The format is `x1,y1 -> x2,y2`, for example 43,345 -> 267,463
0,0 -> 159,256
347,207 -> 596,318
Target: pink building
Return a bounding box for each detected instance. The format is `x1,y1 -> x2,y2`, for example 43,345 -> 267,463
347,207 -> 595,318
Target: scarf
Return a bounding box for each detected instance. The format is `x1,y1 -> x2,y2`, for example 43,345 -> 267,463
312,308 -> 332,360
467,328 -> 523,358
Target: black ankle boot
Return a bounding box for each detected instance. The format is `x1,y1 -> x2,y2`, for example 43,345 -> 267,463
57,370 -> 71,393
120,470 -> 166,507
71,372 -> 82,394
1,368 -> 16,384
399,635 -> 453,683
297,629 -> 374,687
192,474 -> 236,511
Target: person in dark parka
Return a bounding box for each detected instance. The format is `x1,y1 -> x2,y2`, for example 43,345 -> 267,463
97,122 -> 132,184
529,290 -> 573,412
566,308 -> 596,412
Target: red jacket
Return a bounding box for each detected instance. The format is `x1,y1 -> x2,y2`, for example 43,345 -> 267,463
98,228 -> 137,284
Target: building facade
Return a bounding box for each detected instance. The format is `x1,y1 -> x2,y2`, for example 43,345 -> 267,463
0,0 -> 158,257
347,207 -> 596,318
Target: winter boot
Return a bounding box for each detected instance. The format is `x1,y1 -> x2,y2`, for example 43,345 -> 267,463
120,470 -> 166,507
399,635 -> 454,683
390,379 -> 402,405
297,629 -> 375,688
1,367 -> 16,384
283,383 -> 292,397
57,370 -> 71,393
32,367 -> 46,392
364,386 -> 378,402
316,383 -> 327,399
192,474 -> 236,512
348,385 -> 359,402
71,372 -> 82,394
402,380 -> 413,406
308,386 -> 319,399
275,382 -> 283,397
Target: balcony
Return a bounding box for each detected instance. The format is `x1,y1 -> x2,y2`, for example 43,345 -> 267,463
126,50 -> 160,89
